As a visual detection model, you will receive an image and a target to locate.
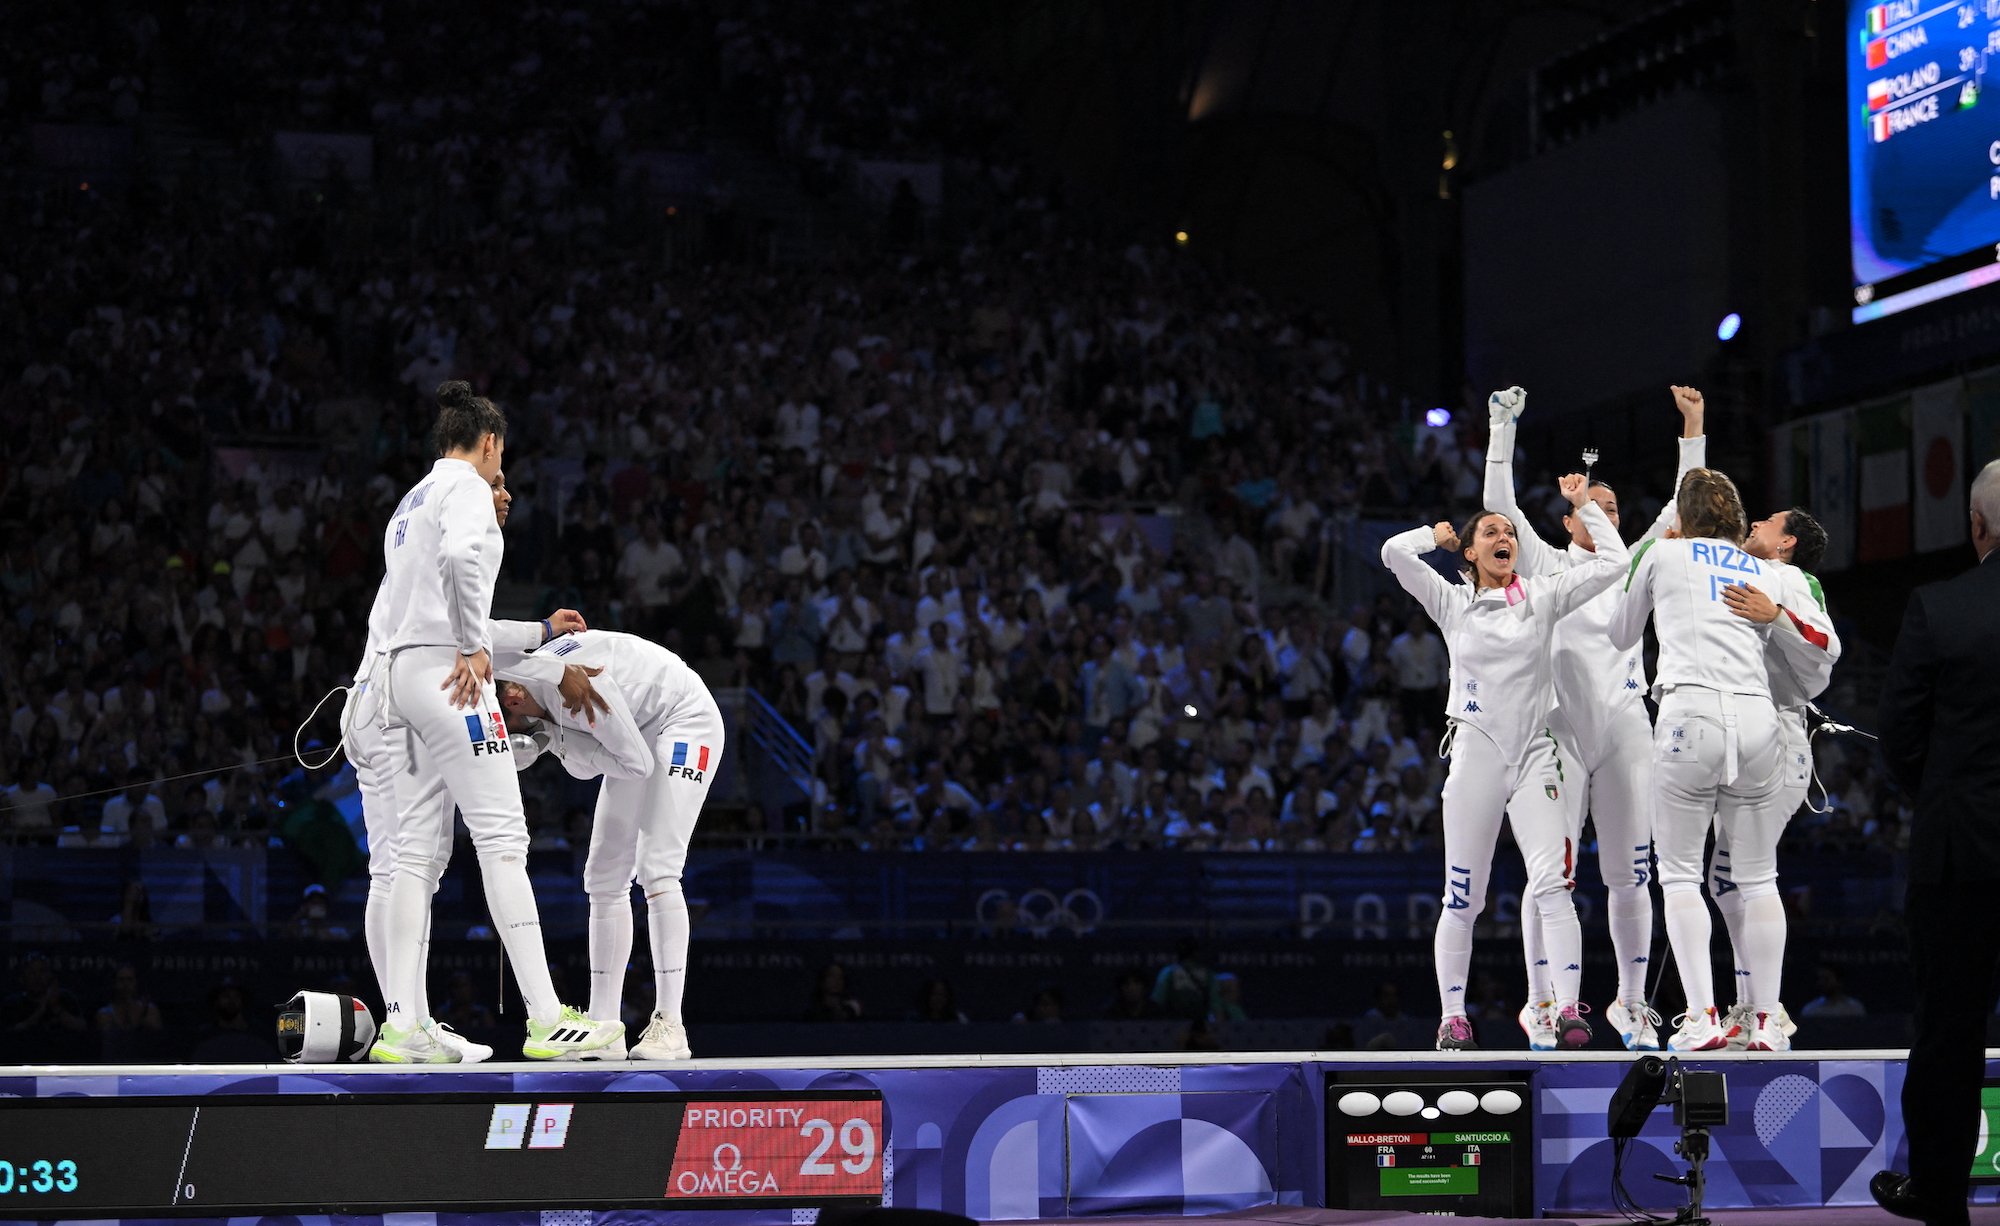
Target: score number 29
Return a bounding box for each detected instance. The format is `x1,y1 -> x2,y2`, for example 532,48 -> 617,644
800,1118 -> 877,1175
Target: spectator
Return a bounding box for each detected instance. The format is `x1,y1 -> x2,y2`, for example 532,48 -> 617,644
1151,936 -> 1218,1022
807,963 -> 863,1022
1801,967 -> 1867,1019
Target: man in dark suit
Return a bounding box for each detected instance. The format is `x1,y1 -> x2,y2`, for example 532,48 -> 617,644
1874,460 -> 2000,1226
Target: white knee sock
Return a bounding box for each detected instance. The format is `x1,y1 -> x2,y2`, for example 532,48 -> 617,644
1713,884 -> 1749,1007
414,893 -> 434,1024
647,880 -> 690,1024
1435,912 -> 1475,1019
381,871 -> 431,1028
477,849 -> 560,1026
588,891 -> 633,1023
365,877 -> 392,1010
1522,909 -> 1553,1005
1662,885 -> 1716,1016
1534,889 -> 1583,1010
1606,883 -> 1654,1007
1739,892 -> 1787,1015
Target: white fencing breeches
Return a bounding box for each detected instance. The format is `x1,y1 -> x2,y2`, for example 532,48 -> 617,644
1436,723 -> 1581,1018
1651,686 -> 1782,1018
584,694 -> 725,1026
350,676 -> 453,1021
1708,708 -> 1808,1012
1527,704 -> 1656,1007
379,645 -> 561,1027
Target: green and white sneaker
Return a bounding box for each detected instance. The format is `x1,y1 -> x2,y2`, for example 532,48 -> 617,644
369,1020 -> 460,1064
632,1011 -> 693,1060
435,1021 -> 493,1063
522,1005 -> 623,1060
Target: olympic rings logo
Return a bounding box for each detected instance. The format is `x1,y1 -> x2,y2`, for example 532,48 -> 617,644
975,887 -> 1105,936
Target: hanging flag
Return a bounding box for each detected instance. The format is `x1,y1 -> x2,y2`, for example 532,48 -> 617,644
1809,408 -> 1857,572
1912,380 -> 1967,553
1971,365 -> 2000,479
1855,395 -> 1912,563
1769,419 -> 1809,509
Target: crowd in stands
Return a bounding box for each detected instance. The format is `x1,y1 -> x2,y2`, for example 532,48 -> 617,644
0,0 -> 1909,880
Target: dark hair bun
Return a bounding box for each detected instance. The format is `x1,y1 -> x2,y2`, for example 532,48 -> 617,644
435,380 -> 475,410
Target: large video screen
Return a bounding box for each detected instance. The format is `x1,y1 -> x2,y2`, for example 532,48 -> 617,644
1849,0 -> 2000,321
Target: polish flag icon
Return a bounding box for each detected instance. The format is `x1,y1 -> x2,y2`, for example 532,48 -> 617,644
1867,79 -> 1891,110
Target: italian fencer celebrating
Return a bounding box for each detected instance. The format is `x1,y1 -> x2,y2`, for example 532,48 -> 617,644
1481,383 -> 1707,1051
495,627 -> 725,1061
1708,503 -> 1840,1049
1608,466 -> 1791,1051
367,380 -> 623,1062
343,465 -> 608,1061
1381,472 -> 1628,1051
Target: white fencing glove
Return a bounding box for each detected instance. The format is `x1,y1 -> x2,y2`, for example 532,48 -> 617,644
1488,386 -> 1526,427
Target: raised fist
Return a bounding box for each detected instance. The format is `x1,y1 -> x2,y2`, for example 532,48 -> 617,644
1488,386 -> 1526,427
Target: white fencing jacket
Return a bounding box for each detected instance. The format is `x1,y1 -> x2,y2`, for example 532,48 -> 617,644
1380,499 -> 1627,767
1486,424 -> 1703,728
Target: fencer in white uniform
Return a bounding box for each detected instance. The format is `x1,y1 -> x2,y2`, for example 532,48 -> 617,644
496,628 -> 725,1062
368,381 -> 621,1062
1608,466 -> 1785,1052
1710,509 -> 1840,1050
344,471 -> 594,1061
1382,474 -> 1628,1051
1483,384 -> 1706,1051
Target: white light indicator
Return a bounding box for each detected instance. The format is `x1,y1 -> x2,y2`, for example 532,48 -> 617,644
1183,705 -> 1199,717
1717,312 -> 1742,342
530,1103 -> 575,1149
1425,407 -> 1452,428
487,1103 -> 532,1149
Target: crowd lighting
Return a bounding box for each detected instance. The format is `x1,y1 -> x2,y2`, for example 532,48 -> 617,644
1426,407 -> 1452,428
1716,312 -> 1741,342
1173,230 -> 1190,246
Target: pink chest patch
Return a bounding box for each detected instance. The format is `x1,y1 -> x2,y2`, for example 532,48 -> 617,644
1504,577 -> 1527,606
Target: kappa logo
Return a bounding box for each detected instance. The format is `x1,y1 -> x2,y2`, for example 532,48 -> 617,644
1624,678 -> 1641,690
550,639 -> 581,656
666,741 -> 713,781
466,711 -> 513,757
1463,701 -> 1482,713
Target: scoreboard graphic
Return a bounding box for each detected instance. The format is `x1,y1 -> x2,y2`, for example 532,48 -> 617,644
1325,1072 -> 1532,1217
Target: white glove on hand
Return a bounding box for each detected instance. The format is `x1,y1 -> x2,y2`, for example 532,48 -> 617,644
1488,386 -> 1526,427
508,724 -> 553,772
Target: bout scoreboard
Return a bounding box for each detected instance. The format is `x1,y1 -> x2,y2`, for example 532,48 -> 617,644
0,1090 -> 885,1217
1325,1071 -> 1533,1217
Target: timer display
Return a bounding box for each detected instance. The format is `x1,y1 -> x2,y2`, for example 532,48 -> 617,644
0,1161 -> 79,1196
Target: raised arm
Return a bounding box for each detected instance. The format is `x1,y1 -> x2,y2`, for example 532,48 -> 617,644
1482,387 -> 1566,577
1380,523 -> 1461,629
1637,386 -> 1708,543
1543,478 -> 1628,618
1607,538 -> 1661,651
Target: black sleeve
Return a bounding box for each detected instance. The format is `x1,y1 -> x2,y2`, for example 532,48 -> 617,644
1878,588 -> 1936,794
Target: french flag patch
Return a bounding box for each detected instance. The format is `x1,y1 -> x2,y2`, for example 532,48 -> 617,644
671,742 -> 712,771
1376,1153 -> 1396,1167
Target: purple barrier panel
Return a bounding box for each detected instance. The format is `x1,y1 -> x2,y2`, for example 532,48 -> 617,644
1066,1090 -> 1275,1215
1533,1057 -> 1921,1213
